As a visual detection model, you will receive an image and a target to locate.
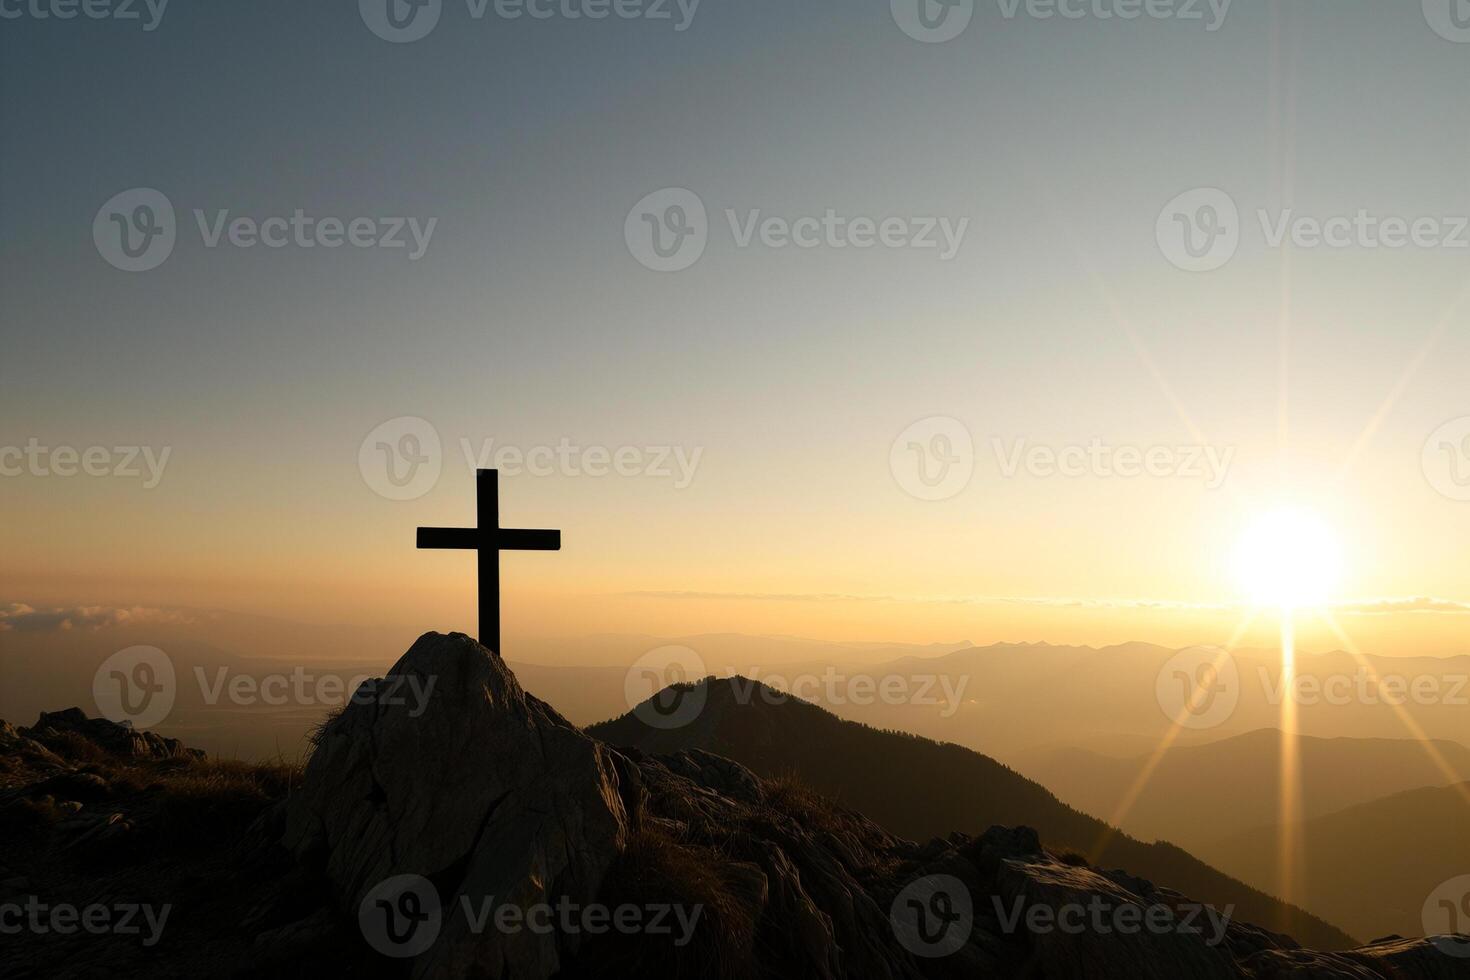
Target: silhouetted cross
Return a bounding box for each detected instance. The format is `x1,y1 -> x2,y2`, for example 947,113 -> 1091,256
416,468 -> 560,653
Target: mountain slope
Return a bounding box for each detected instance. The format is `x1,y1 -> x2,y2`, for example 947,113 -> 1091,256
590,676 -> 1359,950
1012,729 -> 1470,851
1204,781 -> 1470,944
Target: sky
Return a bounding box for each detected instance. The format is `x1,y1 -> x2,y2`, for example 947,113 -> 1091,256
3,0 -> 1470,659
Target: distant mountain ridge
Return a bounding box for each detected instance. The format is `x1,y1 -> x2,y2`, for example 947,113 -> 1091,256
590,675 -> 1359,949
1205,780 -> 1470,944
1011,728 -> 1470,852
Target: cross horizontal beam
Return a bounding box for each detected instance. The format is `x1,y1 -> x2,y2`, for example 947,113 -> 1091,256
416,527 -> 561,551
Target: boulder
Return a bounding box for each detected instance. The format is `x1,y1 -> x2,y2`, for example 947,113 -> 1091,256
284,632 -> 639,978
22,707 -> 201,761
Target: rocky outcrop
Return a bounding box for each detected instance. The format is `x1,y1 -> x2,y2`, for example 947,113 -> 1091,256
22,706 -> 201,761
284,631 -> 640,978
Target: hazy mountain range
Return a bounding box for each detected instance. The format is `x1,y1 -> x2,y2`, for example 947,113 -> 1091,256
1010,728 -> 1470,850
7,614 -> 1467,944
1204,780 -> 1470,943
9,634 -> 1459,978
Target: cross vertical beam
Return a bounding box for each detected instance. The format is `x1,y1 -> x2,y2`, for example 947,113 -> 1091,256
477,468 -> 500,656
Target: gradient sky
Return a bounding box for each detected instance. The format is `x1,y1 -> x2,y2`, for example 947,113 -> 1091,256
3,0 -> 1469,657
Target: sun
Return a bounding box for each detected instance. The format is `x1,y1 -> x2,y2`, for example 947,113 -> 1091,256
1232,506 -> 1345,610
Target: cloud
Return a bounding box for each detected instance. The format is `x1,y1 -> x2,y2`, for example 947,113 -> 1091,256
0,603 -> 193,633
621,591 -> 1470,616
618,591 -> 1230,611
1332,597 -> 1470,615
621,590 -> 906,604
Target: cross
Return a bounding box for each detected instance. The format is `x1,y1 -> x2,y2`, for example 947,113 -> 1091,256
416,468 -> 560,654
